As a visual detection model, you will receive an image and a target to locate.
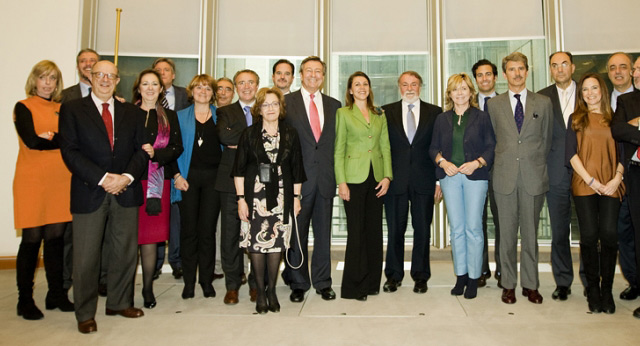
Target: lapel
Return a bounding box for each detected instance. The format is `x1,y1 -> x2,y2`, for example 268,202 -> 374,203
113,100 -> 124,142
520,90 -> 535,135
548,85 -> 567,130
466,107 -> 479,130
390,101 -> 410,145
414,101 -> 431,142
83,96 -> 110,146
291,91 -> 315,140
233,101 -> 249,127
319,93 -> 335,143
498,94 -> 519,134
351,106 -> 371,128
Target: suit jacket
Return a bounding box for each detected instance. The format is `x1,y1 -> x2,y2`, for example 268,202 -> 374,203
61,84 -> 83,104
611,89 -> 640,168
429,107 -> 495,181
216,101 -> 249,193
173,85 -> 190,112
284,90 -> 341,198
382,100 -> 441,195
487,90 -> 553,196
334,106 -> 393,184
59,96 -> 148,213
537,83 -> 575,187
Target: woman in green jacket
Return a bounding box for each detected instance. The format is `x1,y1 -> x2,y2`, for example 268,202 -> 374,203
335,71 -> 392,301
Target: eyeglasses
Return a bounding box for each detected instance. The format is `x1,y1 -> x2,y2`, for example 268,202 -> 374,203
91,72 -> 118,80
260,102 -> 280,110
217,86 -> 233,93
551,62 -> 571,69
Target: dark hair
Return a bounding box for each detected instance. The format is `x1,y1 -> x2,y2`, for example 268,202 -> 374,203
502,52 -> 529,73
186,74 -> 217,104
272,59 -> 295,76
251,87 -> 287,120
571,73 -> 612,132
233,69 -> 260,86
472,59 -> 497,79
607,52 -> 633,67
299,56 -> 326,75
132,69 -> 165,105
549,51 -> 573,64
152,57 -> 176,73
76,48 -> 100,64
345,71 -> 381,115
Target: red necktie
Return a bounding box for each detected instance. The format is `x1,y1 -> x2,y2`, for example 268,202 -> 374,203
101,103 -> 114,150
309,94 -> 321,142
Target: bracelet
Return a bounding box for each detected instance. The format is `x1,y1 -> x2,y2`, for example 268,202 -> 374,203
616,170 -> 623,175
588,177 -> 595,186
476,159 -> 484,168
174,173 -> 181,179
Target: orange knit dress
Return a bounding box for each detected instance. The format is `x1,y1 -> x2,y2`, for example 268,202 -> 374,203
13,96 -> 71,229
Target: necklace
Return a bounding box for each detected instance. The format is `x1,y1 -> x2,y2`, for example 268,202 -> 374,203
196,108 -> 211,147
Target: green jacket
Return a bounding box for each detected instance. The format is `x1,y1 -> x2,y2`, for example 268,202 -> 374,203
334,106 -> 393,184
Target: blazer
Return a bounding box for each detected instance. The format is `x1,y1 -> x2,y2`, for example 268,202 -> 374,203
216,101 -> 249,193
143,107 -> 183,179
174,85 -> 190,112
382,100 -> 441,195
334,106 -> 393,184
284,90 -> 341,198
232,120 -> 306,224
61,84 -> 83,104
611,90 -> 640,168
487,90 -> 553,196
429,107 -> 496,181
59,96 -> 148,213
537,83 -> 576,187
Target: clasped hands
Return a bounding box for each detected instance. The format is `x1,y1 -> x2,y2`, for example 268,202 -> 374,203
102,173 -> 131,195
587,177 -> 621,196
441,160 -> 480,176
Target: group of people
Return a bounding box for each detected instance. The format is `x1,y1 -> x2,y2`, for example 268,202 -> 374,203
12,48 -> 640,334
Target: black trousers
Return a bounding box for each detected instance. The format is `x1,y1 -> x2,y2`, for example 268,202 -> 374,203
341,169 -> 383,299
482,179 -> 501,277
626,164 -> 640,289
219,191 -> 246,290
573,194 -> 620,290
178,168 -> 220,287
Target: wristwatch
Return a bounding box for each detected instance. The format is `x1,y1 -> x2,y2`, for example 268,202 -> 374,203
236,195 -> 245,201
294,194 -> 302,201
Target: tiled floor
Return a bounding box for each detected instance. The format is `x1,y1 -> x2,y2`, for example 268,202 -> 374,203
1,259 -> 639,345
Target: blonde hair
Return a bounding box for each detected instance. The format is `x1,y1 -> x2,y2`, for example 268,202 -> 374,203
25,60 -> 63,102
444,73 -> 478,111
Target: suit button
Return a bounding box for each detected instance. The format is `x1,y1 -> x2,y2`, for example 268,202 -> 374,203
518,140 -> 522,144
368,135 -> 372,138
368,150 -> 372,152
516,158 -> 520,161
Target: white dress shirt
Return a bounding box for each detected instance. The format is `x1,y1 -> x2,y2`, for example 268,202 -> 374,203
611,85 -> 634,112
300,87 -> 325,130
556,80 -> 576,127
166,85 -> 176,111
477,91 -> 497,111
401,99 -> 421,138
508,88 -> 528,116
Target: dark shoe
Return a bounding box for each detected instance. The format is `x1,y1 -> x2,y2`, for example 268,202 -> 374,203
290,288 -> 305,303
355,295 -> 368,301
142,288 -> 156,309
255,302 -> 268,314
587,286 -> 602,313
501,289 -> 516,304
77,319 -> 97,334
98,283 -> 107,297
368,289 -> 380,295
601,290 -> 616,314
316,287 -> 337,300
497,276 -> 504,289
153,268 -> 161,281
256,290 -> 268,314
464,279 -> 478,299
241,273 -> 248,285
105,307 -> 144,318
181,285 -> 195,299
249,288 -> 258,302
45,291 -> 74,312
478,275 -> 487,288
172,267 -> 183,280
451,274 -> 468,296
551,286 -> 571,301
522,288 -> 543,304
224,290 -> 239,305
414,280 -> 428,294
267,289 -> 280,312
633,306 -> 640,318
144,300 -> 157,309
213,273 -> 224,281
620,285 -> 639,300
383,279 -> 402,293
17,299 -> 44,320
201,283 -> 216,298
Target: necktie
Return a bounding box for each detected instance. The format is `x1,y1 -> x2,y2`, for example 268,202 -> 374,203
514,94 -> 524,133
101,103 -> 114,150
161,90 -> 169,109
309,94 -> 321,142
243,105 -> 252,126
407,104 -> 416,143
484,96 -> 490,113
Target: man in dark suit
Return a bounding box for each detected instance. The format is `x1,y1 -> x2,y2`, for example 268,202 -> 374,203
472,59 -> 501,287
537,51 -> 579,301
282,56 -> 341,302
381,71 -> 441,294
487,52 -> 553,305
611,55 -> 640,318
216,69 -> 260,305
152,57 -> 191,280
59,60 -> 147,334
272,59 -> 295,95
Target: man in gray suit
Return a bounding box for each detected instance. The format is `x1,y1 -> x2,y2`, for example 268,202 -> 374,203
537,51 -> 578,301
487,52 -> 553,305
61,49 -> 99,103
282,56 -> 341,302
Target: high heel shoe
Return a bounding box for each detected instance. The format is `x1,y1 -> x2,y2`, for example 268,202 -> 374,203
143,289 -> 157,309
256,291 -> 268,314
144,300 -> 157,309
45,291 -> 74,312
267,289 -> 280,312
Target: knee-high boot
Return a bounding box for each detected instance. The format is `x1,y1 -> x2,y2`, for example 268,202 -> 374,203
16,242 -> 44,320
43,237 -> 74,312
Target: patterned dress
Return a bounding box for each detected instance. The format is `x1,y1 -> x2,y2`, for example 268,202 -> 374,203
240,129 -> 291,253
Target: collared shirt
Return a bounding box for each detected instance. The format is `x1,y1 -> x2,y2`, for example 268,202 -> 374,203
300,87 -> 325,129
239,99 -> 256,125
611,85 -> 634,112
508,88 -> 528,116
556,80 -> 576,126
165,85 -> 176,111
401,99 -> 421,138
80,82 -> 91,98
477,91 -> 497,111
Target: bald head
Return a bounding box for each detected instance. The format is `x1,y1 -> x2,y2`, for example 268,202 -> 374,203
607,52 -> 633,92
91,61 -> 120,102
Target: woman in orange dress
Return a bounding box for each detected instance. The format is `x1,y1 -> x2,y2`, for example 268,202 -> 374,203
13,60 -> 74,320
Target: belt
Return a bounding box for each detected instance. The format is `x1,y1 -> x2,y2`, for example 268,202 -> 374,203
629,160 -> 640,167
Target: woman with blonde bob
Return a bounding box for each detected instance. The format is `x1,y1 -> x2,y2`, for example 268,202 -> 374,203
429,73 -> 495,299
13,60 -> 74,320
565,73 -> 623,314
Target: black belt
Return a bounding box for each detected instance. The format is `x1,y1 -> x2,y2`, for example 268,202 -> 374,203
629,161 -> 640,167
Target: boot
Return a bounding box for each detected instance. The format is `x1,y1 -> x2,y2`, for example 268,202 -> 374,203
43,237 -> 74,312
16,242 -> 44,320
464,278 -> 478,299
587,285 -> 602,313
450,274 -> 468,296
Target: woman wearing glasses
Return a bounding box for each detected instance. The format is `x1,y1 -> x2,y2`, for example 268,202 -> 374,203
232,87 -> 305,314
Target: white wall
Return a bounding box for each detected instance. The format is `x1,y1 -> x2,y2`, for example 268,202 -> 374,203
0,0 -> 82,256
